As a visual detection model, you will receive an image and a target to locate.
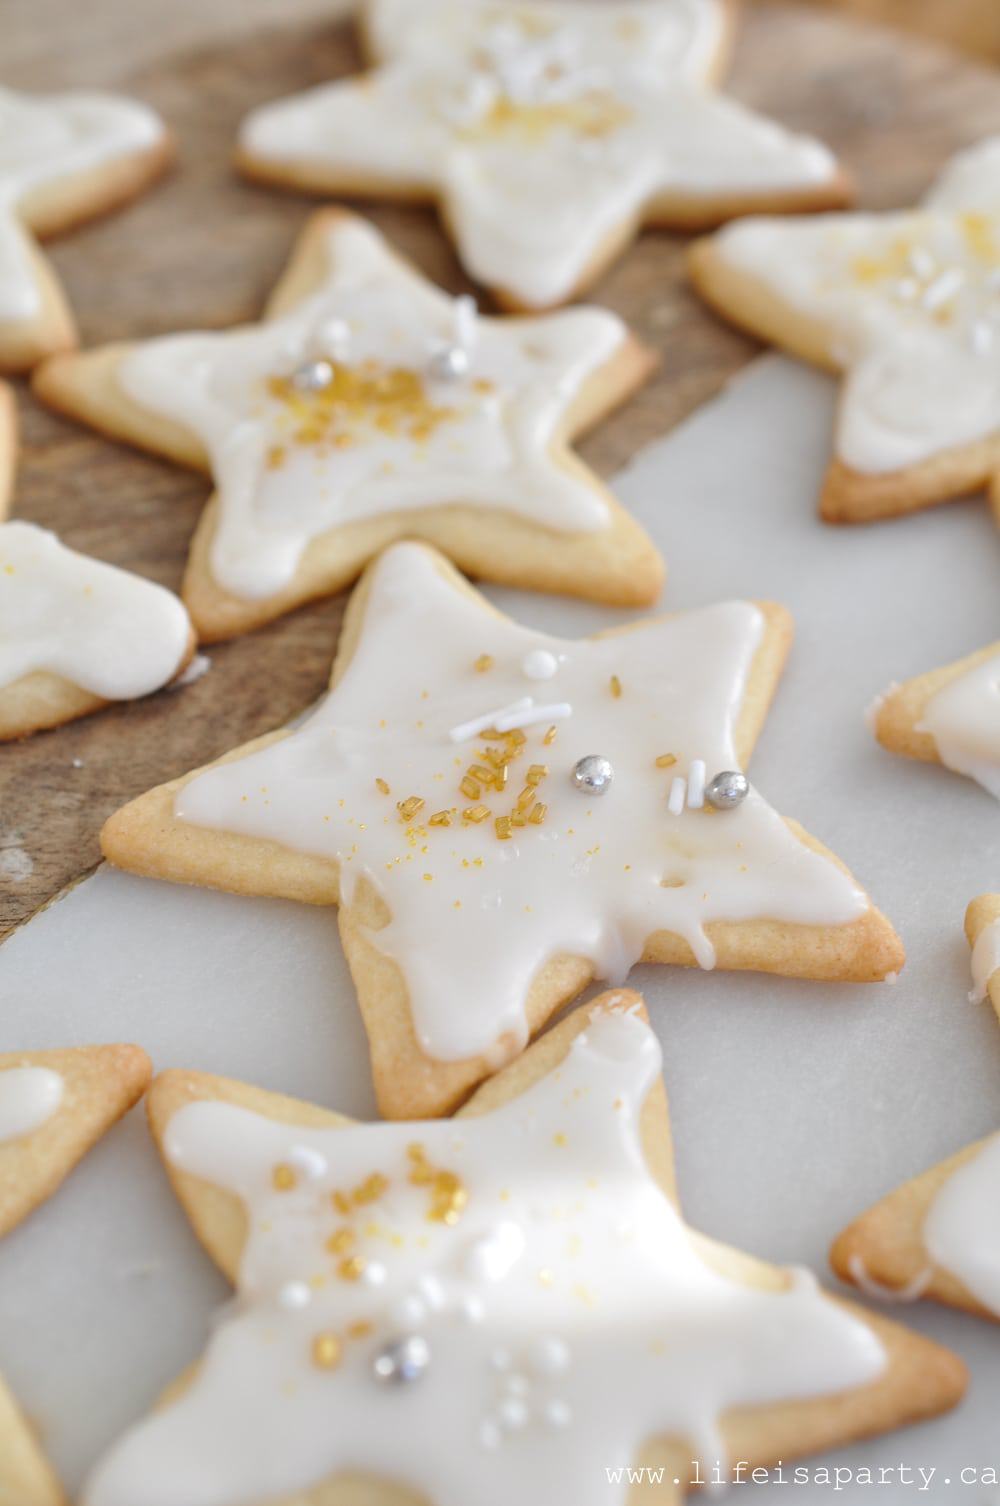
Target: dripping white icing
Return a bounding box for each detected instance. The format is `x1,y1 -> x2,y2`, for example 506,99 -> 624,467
118,218 -> 623,600
0,1065 -> 63,1142
916,652 -> 1000,800
708,136 -> 1000,474
84,1010 -> 885,1506
0,87 -> 164,322
173,542 -> 869,1064
238,0 -> 840,309
924,1132 -> 1000,1319
968,915 -> 1000,1004
0,522 -> 191,700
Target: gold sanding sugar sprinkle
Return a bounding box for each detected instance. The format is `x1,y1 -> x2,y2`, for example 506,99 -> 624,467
495,815 -> 513,840
528,803 -> 547,825
353,1172 -> 389,1205
397,795 -> 425,823
429,809 -> 453,827
267,363 -> 455,448
337,1255 -> 367,1282
463,804 -> 490,824
407,1143 -> 469,1225
311,1332 -> 342,1370
473,654 -> 494,673
375,777 -> 390,795
331,1190 -> 352,1215
265,444 -> 287,470
272,1163 -> 297,1192
543,725 -> 557,746
465,91 -> 632,144
515,786 -> 536,814
460,775 -> 481,801
347,1320 -> 373,1340
468,763 -> 494,786
609,674 -> 623,699
326,1227 -> 355,1255
526,764 -> 548,786
655,753 -> 677,769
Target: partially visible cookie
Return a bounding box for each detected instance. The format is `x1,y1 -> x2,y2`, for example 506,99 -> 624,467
81,993 -> 963,1506
35,209 -> 662,641
100,540 -> 902,1120
0,521 -> 195,740
0,86 -> 171,372
237,0 -> 850,312
690,136 -> 1000,524
832,898 -> 1000,1322
0,1043 -> 152,1506
869,641 -> 1000,800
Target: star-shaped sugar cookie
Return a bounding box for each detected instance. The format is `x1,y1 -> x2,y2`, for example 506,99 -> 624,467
692,136 -> 1000,523
0,1043 -> 152,1505
0,86 -> 171,372
34,211 -> 661,642
236,0 -> 850,312
869,641 -> 1000,801
100,541 -> 902,1118
832,897 -> 1000,1325
82,994 -> 964,1506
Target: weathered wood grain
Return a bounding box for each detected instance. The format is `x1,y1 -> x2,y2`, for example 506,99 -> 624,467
3,2 -> 1000,940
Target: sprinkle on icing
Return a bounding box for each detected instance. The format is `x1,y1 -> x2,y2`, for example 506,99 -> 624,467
710,137 -> 1000,474
0,1065 -> 64,1143
238,0 -> 841,309
83,1010 -> 885,1506
0,87 -> 164,322
0,522 -> 191,700
172,542 -> 869,1064
916,652 -> 1000,801
118,218 -> 624,600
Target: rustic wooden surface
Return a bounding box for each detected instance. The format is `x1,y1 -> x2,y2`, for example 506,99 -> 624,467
3,2 -> 1000,941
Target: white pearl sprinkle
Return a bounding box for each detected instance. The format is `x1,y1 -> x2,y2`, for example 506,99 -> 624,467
461,1294 -> 486,1324
287,1145 -> 327,1181
521,648 -> 558,681
361,1261 -> 387,1287
503,1372 -> 530,1397
545,1399 -> 573,1428
490,1347 -> 512,1372
528,1336 -> 570,1375
499,1396 -> 529,1430
390,1295 -> 426,1330
277,1280 -> 312,1311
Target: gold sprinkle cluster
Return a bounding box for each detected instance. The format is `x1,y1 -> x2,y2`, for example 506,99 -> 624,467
266,362 -> 456,458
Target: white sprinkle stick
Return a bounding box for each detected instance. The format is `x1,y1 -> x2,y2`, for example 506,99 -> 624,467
667,776 -> 687,816
493,702 -> 571,734
454,293 -> 478,353
686,759 -> 706,809
449,698 -> 533,744
921,266 -> 964,312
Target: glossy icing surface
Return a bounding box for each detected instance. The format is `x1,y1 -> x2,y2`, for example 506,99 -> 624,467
0,1065 -> 63,1143
0,522 -> 191,699
0,86 -> 164,321
710,138 -> 1000,474
239,0 -> 840,308
174,543 -> 869,1064
119,218 -> 625,601
924,1131 -> 1000,1319
917,652 -> 1000,800
84,1009 -> 885,1506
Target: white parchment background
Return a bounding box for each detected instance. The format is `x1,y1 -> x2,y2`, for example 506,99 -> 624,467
2,356 -> 999,1501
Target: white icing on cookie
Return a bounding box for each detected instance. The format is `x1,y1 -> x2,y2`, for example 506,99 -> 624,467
968,915 -> 1000,1003
0,1065 -> 63,1143
0,522 -> 191,700
83,1010 -> 885,1506
118,218 -> 625,601
239,0 -> 841,309
924,1132 -> 1000,1318
709,137 -> 1000,474
0,87 -> 165,322
915,653 -> 1000,800
173,542 -> 870,1064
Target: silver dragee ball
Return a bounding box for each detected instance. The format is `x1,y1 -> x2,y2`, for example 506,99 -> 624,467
373,1334 -> 431,1385
571,755 -> 614,796
292,358 -> 334,392
428,344 -> 470,381
705,770 -> 749,810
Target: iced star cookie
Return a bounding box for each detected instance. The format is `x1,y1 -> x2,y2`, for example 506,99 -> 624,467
0,1043 -> 152,1506
100,541 -> 902,1119
0,86 -> 171,373
235,0 -> 851,313
82,994 -> 964,1506
34,211 -> 661,641
690,136 -> 1000,523
869,641 -> 1000,800
0,521 -> 195,741
832,898 -> 1000,1322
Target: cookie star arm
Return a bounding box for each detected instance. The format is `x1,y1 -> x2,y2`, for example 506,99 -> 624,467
870,639 -> 1000,794
0,1375 -> 65,1506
